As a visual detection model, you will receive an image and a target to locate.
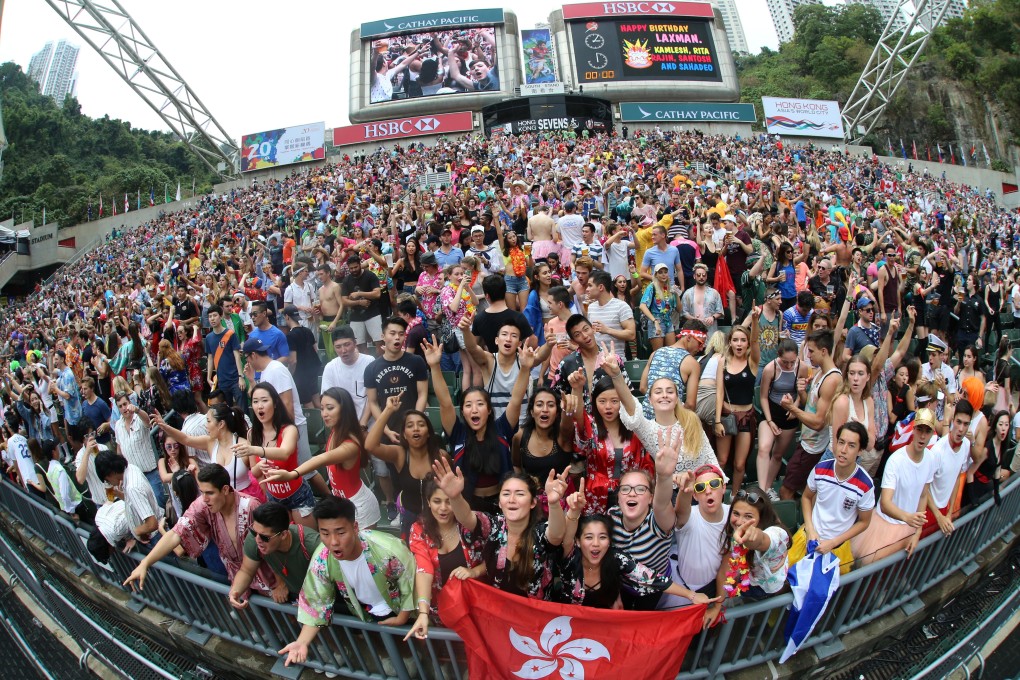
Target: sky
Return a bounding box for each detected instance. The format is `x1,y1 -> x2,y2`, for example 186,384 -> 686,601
0,0 -> 782,141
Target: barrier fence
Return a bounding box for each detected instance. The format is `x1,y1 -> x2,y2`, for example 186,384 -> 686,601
0,476 -> 1017,679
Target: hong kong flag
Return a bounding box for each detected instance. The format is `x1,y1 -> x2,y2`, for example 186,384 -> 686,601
438,579 -> 706,680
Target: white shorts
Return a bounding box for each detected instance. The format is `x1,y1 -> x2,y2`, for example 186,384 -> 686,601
371,455 -> 390,478
346,482 -> 382,528
351,316 -> 383,344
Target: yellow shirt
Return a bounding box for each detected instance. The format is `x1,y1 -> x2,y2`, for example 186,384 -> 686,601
634,226 -> 655,270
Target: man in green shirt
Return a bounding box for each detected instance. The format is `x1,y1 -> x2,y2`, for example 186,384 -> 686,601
279,496 -> 415,668
229,501 -> 320,607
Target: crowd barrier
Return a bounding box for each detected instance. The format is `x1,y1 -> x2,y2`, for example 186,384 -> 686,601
0,476 -> 1017,679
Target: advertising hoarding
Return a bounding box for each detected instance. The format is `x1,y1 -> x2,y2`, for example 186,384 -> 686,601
521,28 -> 558,84
762,97 -> 845,138
240,122 -> 325,172
562,2 -> 716,20
333,111 -> 474,146
361,9 -> 505,39
569,17 -> 720,83
368,27 -> 501,104
619,102 -> 755,122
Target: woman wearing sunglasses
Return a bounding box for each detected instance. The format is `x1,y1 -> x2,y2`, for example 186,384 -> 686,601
705,486 -> 791,628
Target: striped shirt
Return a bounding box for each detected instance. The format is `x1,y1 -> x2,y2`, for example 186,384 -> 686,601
609,505 -> 672,577
182,413 -> 211,465
807,460 -> 875,539
122,464 -> 162,538
75,444 -> 109,507
115,414 -> 157,472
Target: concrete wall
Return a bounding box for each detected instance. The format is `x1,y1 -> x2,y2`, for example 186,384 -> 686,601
624,121 -> 753,137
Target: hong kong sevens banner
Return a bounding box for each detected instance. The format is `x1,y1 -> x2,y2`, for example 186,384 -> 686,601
240,121 -> 326,172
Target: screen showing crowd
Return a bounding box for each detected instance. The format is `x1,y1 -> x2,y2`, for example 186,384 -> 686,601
369,27 -> 500,104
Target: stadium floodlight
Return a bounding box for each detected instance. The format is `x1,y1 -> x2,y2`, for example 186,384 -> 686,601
841,0 -> 954,144
40,0 -> 240,179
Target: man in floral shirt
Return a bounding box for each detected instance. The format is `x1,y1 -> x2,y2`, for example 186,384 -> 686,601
280,496 -> 415,668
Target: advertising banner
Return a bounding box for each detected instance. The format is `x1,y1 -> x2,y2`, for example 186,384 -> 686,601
333,111 -> 474,146
520,82 -> 566,96
762,97 -> 845,138
562,2 -> 716,20
488,115 -> 612,136
620,102 -> 756,122
369,27 -> 500,104
570,17 -> 720,83
361,9 -> 505,39
521,28 -> 558,84
240,122 -> 325,172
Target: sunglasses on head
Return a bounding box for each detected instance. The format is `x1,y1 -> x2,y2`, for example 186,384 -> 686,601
694,477 -> 724,493
736,489 -> 764,504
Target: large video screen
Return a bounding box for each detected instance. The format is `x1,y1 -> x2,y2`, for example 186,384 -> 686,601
240,122 -> 325,173
368,27 -> 501,104
569,18 -> 720,83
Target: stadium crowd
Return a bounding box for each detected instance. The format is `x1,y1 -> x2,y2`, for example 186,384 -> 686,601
1,127 -> 1018,666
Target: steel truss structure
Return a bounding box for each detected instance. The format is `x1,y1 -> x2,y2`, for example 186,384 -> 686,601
841,0 -> 954,144
41,0 -> 239,178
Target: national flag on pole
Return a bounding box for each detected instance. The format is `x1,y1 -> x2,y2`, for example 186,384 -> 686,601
962,147 -> 968,167
937,144 -> 944,163
927,146 -> 931,162
192,177 -> 196,197
912,140 -> 918,160
42,207 -> 46,225
112,196 -> 117,216
175,182 -> 181,202
164,184 -> 169,204
98,196 -> 103,218
136,189 -> 141,211
124,193 -> 129,213
900,139 -> 907,160
781,546 -> 841,663
149,187 -> 155,207
87,202 -> 92,222
950,145 -> 956,165
889,411 -> 916,453
970,145 -> 977,161
887,138 -> 894,156
438,579 -> 706,680
983,143 -> 991,166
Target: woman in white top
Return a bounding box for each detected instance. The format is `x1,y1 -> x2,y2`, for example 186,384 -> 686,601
151,403 -> 264,502
695,330 -> 728,429
825,355 -> 879,476
599,342 -> 719,477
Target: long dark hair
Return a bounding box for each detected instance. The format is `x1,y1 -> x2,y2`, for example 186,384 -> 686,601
128,322 -> 144,362
576,514 -> 622,601
460,387 -> 501,475
249,382 -> 295,446
321,387 -> 367,468
720,486 -> 789,571
501,472 -> 542,593
400,409 -> 443,462
521,387 -> 562,439
208,402 -> 247,436
402,237 -> 421,272
420,477 -> 445,548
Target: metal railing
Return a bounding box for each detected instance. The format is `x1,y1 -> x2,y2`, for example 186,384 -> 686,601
0,476 -> 1017,679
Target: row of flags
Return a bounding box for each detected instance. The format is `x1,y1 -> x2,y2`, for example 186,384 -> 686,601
886,138 -> 993,167
87,183 -> 182,221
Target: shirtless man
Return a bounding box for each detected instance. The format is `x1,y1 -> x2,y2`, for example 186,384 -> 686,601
317,264 -> 344,362
528,205 -> 560,261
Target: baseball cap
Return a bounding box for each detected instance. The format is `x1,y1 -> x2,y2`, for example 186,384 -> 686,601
242,337 -> 269,354
653,263 -> 669,274
564,201 -> 577,211
471,226 -> 485,233
914,408 -> 937,430
856,297 -> 874,310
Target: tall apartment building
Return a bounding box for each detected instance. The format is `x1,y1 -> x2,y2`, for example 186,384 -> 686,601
27,40 -> 79,104
766,0 -> 821,44
712,0 -> 749,54
846,0 -> 908,31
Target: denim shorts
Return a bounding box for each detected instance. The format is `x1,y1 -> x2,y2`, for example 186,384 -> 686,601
505,274 -> 529,294
646,314 -> 675,339
267,479 -> 315,516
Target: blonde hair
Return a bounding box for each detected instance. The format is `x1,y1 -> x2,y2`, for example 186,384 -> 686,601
724,326 -> 751,360
648,376 -> 706,458
706,331 -> 727,356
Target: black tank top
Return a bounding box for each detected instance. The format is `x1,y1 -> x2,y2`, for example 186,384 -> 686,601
391,448 -> 429,518
987,287 -> 1000,316
521,429 -> 573,482
723,361 -> 755,405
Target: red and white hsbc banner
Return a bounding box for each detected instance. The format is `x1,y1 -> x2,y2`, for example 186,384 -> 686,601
333,112 -> 475,146
562,1 -> 715,19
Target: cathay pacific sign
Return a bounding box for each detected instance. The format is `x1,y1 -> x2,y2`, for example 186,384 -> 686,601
361,9 -> 505,38
620,102 -> 756,123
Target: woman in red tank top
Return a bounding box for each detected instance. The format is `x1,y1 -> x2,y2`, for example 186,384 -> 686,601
236,382 -> 316,528
265,387 -> 381,529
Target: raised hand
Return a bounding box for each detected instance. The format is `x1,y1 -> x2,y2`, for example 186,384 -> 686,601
421,334 -> 443,367
655,427 -> 683,478
545,467 -> 570,506
733,517 -> 758,546
561,393 -> 579,418
458,310 -> 475,331
518,345 -> 539,371
598,341 -> 622,377
383,390 -> 405,413
566,369 -> 586,391
431,457 -> 465,499
565,478 -> 586,516
675,470 -> 695,495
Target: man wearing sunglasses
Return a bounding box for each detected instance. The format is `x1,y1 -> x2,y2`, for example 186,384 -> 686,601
663,464 -> 729,615
843,296 -> 881,365
123,464 -> 278,600
230,501 -> 321,609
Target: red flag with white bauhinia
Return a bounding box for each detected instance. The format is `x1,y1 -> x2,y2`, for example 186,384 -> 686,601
124,193 -> 129,213
438,578 -> 706,680
99,195 -> 103,218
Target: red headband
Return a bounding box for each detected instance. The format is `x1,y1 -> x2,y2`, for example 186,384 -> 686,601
679,329 -> 708,341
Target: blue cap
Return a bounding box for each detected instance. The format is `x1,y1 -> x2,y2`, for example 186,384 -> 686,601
242,337 -> 268,354
856,297 -> 874,310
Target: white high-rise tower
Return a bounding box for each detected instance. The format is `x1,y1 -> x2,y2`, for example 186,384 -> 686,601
27,40 -> 80,104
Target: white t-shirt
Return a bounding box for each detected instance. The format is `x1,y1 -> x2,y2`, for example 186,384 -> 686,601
182,413 -> 212,465
587,297 -> 634,347
338,552 -> 392,616
661,504 -> 729,609
877,448 -> 938,524
926,435 -> 972,509
75,444 -> 110,506
7,434 -> 38,489
1011,284 -> 1020,318
606,239 -> 633,279
258,359 -> 306,427
806,461 -> 876,540
557,213 -> 586,252
321,354 -> 375,421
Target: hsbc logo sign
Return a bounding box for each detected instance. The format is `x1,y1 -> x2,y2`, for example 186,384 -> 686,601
562,1 -> 714,20
334,112 -> 474,146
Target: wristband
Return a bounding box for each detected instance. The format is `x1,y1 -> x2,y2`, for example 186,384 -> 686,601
417,597 -> 430,606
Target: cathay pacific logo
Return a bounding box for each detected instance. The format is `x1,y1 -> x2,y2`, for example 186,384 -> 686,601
383,21 -> 394,30
638,106 -> 652,118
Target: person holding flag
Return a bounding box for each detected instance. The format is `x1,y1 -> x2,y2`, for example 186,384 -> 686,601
789,421 -> 875,576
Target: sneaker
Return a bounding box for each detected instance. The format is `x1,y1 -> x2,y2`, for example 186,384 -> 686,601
385,503 -> 398,523
766,488 -> 780,503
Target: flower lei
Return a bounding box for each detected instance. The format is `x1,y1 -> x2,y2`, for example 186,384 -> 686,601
723,541 -> 751,598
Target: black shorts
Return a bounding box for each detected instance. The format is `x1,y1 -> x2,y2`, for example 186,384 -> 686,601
767,402 -> 799,431
782,441 -> 824,494
928,305 -> 950,332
